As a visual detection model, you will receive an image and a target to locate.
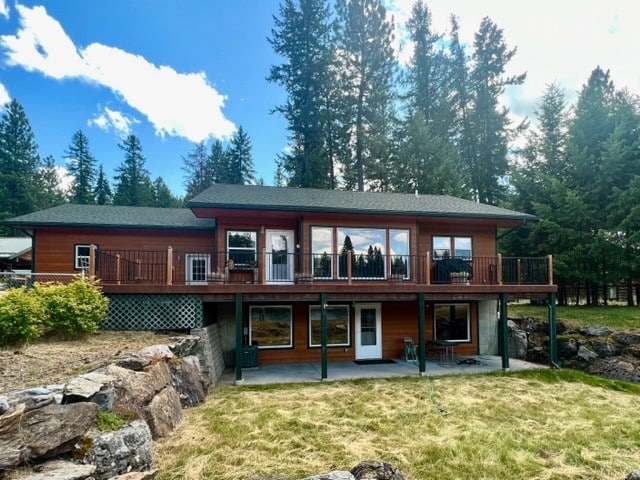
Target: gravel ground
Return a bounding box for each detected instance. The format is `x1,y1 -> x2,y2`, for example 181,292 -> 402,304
0,330 -> 176,394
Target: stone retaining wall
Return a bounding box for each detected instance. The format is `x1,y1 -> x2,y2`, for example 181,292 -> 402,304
191,323 -> 225,385
509,317 -> 640,383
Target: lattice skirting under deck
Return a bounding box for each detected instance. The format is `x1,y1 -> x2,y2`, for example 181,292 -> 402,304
102,294 -> 203,330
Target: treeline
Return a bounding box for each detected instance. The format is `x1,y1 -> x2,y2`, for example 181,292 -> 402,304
0,98 -> 258,235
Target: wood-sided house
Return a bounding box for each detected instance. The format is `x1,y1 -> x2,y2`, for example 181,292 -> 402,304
5,184 -> 559,382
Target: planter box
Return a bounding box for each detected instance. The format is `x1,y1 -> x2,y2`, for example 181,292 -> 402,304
450,272 -> 469,284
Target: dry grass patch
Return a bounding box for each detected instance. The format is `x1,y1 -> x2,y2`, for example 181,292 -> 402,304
0,330 -> 175,393
156,370 -> 640,480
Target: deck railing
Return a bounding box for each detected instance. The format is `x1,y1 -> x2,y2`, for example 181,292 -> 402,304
90,246 -> 553,287
0,271 -> 80,290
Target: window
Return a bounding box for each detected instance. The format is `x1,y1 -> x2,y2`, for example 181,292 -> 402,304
309,305 -> 350,347
74,244 -> 93,270
390,229 -> 410,278
433,236 -> 472,259
434,304 -> 470,342
337,227 -> 386,279
250,306 -> 292,348
311,227 -> 333,278
227,231 -> 257,266
185,254 -> 210,284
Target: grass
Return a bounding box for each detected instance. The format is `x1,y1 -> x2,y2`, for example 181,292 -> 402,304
509,303 -> 640,330
155,370 -> 640,480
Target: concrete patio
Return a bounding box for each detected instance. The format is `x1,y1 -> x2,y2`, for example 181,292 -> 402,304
218,355 -> 546,386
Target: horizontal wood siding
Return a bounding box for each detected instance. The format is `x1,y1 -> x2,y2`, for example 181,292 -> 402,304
246,300 -> 478,365
34,228 -> 215,273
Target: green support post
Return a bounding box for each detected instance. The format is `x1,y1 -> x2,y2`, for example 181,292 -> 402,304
548,292 -> 559,367
418,292 -> 426,375
235,293 -> 244,384
320,292 -> 328,380
500,293 -> 509,371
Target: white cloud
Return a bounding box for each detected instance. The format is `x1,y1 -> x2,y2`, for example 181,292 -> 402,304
0,82 -> 10,107
0,4 -> 236,142
54,165 -> 73,194
385,0 -> 640,123
0,0 -> 8,19
88,106 -> 139,138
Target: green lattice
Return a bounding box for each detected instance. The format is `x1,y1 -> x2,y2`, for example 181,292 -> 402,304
102,294 -> 203,330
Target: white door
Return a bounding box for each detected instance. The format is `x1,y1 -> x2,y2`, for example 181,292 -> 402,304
355,303 -> 382,360
266,230 -> 294,283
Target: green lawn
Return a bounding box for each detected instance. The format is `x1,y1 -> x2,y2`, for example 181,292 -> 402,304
509,303 -> 640,330
155,370 -> 640,480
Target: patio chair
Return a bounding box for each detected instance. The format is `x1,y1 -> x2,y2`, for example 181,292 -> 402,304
402,337 -> 417,363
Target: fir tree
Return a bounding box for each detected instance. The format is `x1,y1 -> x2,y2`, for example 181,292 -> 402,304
65,130 -> 96,204
113,135 -> 154,206
226,127 -> 256,185
94,164 -> 113,205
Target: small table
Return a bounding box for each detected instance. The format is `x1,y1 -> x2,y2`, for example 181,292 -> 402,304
427,340 -> 456,364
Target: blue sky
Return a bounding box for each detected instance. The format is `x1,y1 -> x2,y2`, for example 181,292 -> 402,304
0,0 -> 638,197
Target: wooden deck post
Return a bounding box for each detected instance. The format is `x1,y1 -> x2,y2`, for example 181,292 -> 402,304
500,292 -> 509,371
547,254 -> 554,286
417,292 -> 426,375
347,250 -> 352,285
234,293 -> 244,385
116,254 -> 121,285
497,254 -> 503,285
516,258 -> 521,285
261,247 -> 266,284
320,292 -> 328,380
166,246 -> 173,286
88,244 -> 96,277
426,251 -> 431,285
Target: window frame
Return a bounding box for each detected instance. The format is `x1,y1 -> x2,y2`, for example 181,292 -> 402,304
74,244 -> 94,270
311,226 -> 334,279
226,230 -> 258,267
185,253 -> 210,285
308,304 -> 351,348
432,236 -> 472,259
336,227 -> 387,280
249,305 -> 293,349
433,303 -> 471,343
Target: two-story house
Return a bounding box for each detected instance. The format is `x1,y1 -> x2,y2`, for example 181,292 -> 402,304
5,184 -> 558,382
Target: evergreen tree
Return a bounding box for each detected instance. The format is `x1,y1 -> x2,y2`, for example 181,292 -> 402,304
152,177 -> 183,208
36,155 -> 67,208
65,130 -> 96,204
335,0 -> 397,191
268,0 -> 337,188
94,164 -> 112,205
113,135 -> 154,206
182,141 -> 213,200
226,127 -> 256,185
210,139 -> 230,184
467,17 -> 526,204
0,99 -> 41,226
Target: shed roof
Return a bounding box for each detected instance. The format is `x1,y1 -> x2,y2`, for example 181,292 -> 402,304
190,184 -> 536,222
4,204 -> 216,230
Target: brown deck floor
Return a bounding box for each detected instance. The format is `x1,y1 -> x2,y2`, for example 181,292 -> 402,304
217,355 -> 546,386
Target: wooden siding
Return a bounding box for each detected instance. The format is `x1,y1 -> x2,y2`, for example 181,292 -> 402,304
241,300 -> 478,365
34,227 -> 215,273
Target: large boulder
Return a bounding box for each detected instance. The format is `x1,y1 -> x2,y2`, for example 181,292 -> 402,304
139,345 -> 174,361
0,402 -> 98,470
591,340 -> 620,358
84,420 -> 154,480
557,337 -> 579,359
169,335 -> 200,357
612,331 -> 640,346
581,326 -> 613,337
143,386 -> 183,439
6,459 -> 96,480
169,356 -> 208,408
305,472 -> 354,480
106,361 -> 171,414
508,320 -> 528,359
589,358 -> 640,383
351,461 -> 405,480
6,387 -> 55,412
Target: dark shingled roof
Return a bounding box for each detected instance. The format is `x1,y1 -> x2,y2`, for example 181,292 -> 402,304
4,204 -> 216,230
190,184 -> 536,222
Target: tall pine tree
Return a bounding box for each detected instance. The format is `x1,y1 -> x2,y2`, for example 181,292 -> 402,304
65,130 -> 96,204
94,164 -> 112,205
182,141 -> 214,200
226,127 -> 256,185
113,135 -> 154,206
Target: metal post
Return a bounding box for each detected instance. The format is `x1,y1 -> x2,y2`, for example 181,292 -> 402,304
548,292 -> 559,367
500,292 -> 509,371
418,292 -> 426,375
235,293 -> 244,385
321,292 -> 328,380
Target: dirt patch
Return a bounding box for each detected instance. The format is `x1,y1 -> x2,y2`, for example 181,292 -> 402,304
0,330 -> 176,394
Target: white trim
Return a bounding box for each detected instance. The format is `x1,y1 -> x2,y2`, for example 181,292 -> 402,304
355,303 -> 382,360
433,303 -> 471,342
308,304 -> 351,347
185,254 -> 210,285
249,305 -> 293,349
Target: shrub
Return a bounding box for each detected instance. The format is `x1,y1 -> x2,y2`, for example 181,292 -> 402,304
0,287 -> 46,346
34,277 -> 109,339
95,410 -> 127,431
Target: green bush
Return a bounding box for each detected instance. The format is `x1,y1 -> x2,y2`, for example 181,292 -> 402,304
0,287 -> 46,346
96,410 -> 127,431
34,277 -> 109,339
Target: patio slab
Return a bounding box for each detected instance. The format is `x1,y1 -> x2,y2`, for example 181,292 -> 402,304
218,355 -> 546,386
